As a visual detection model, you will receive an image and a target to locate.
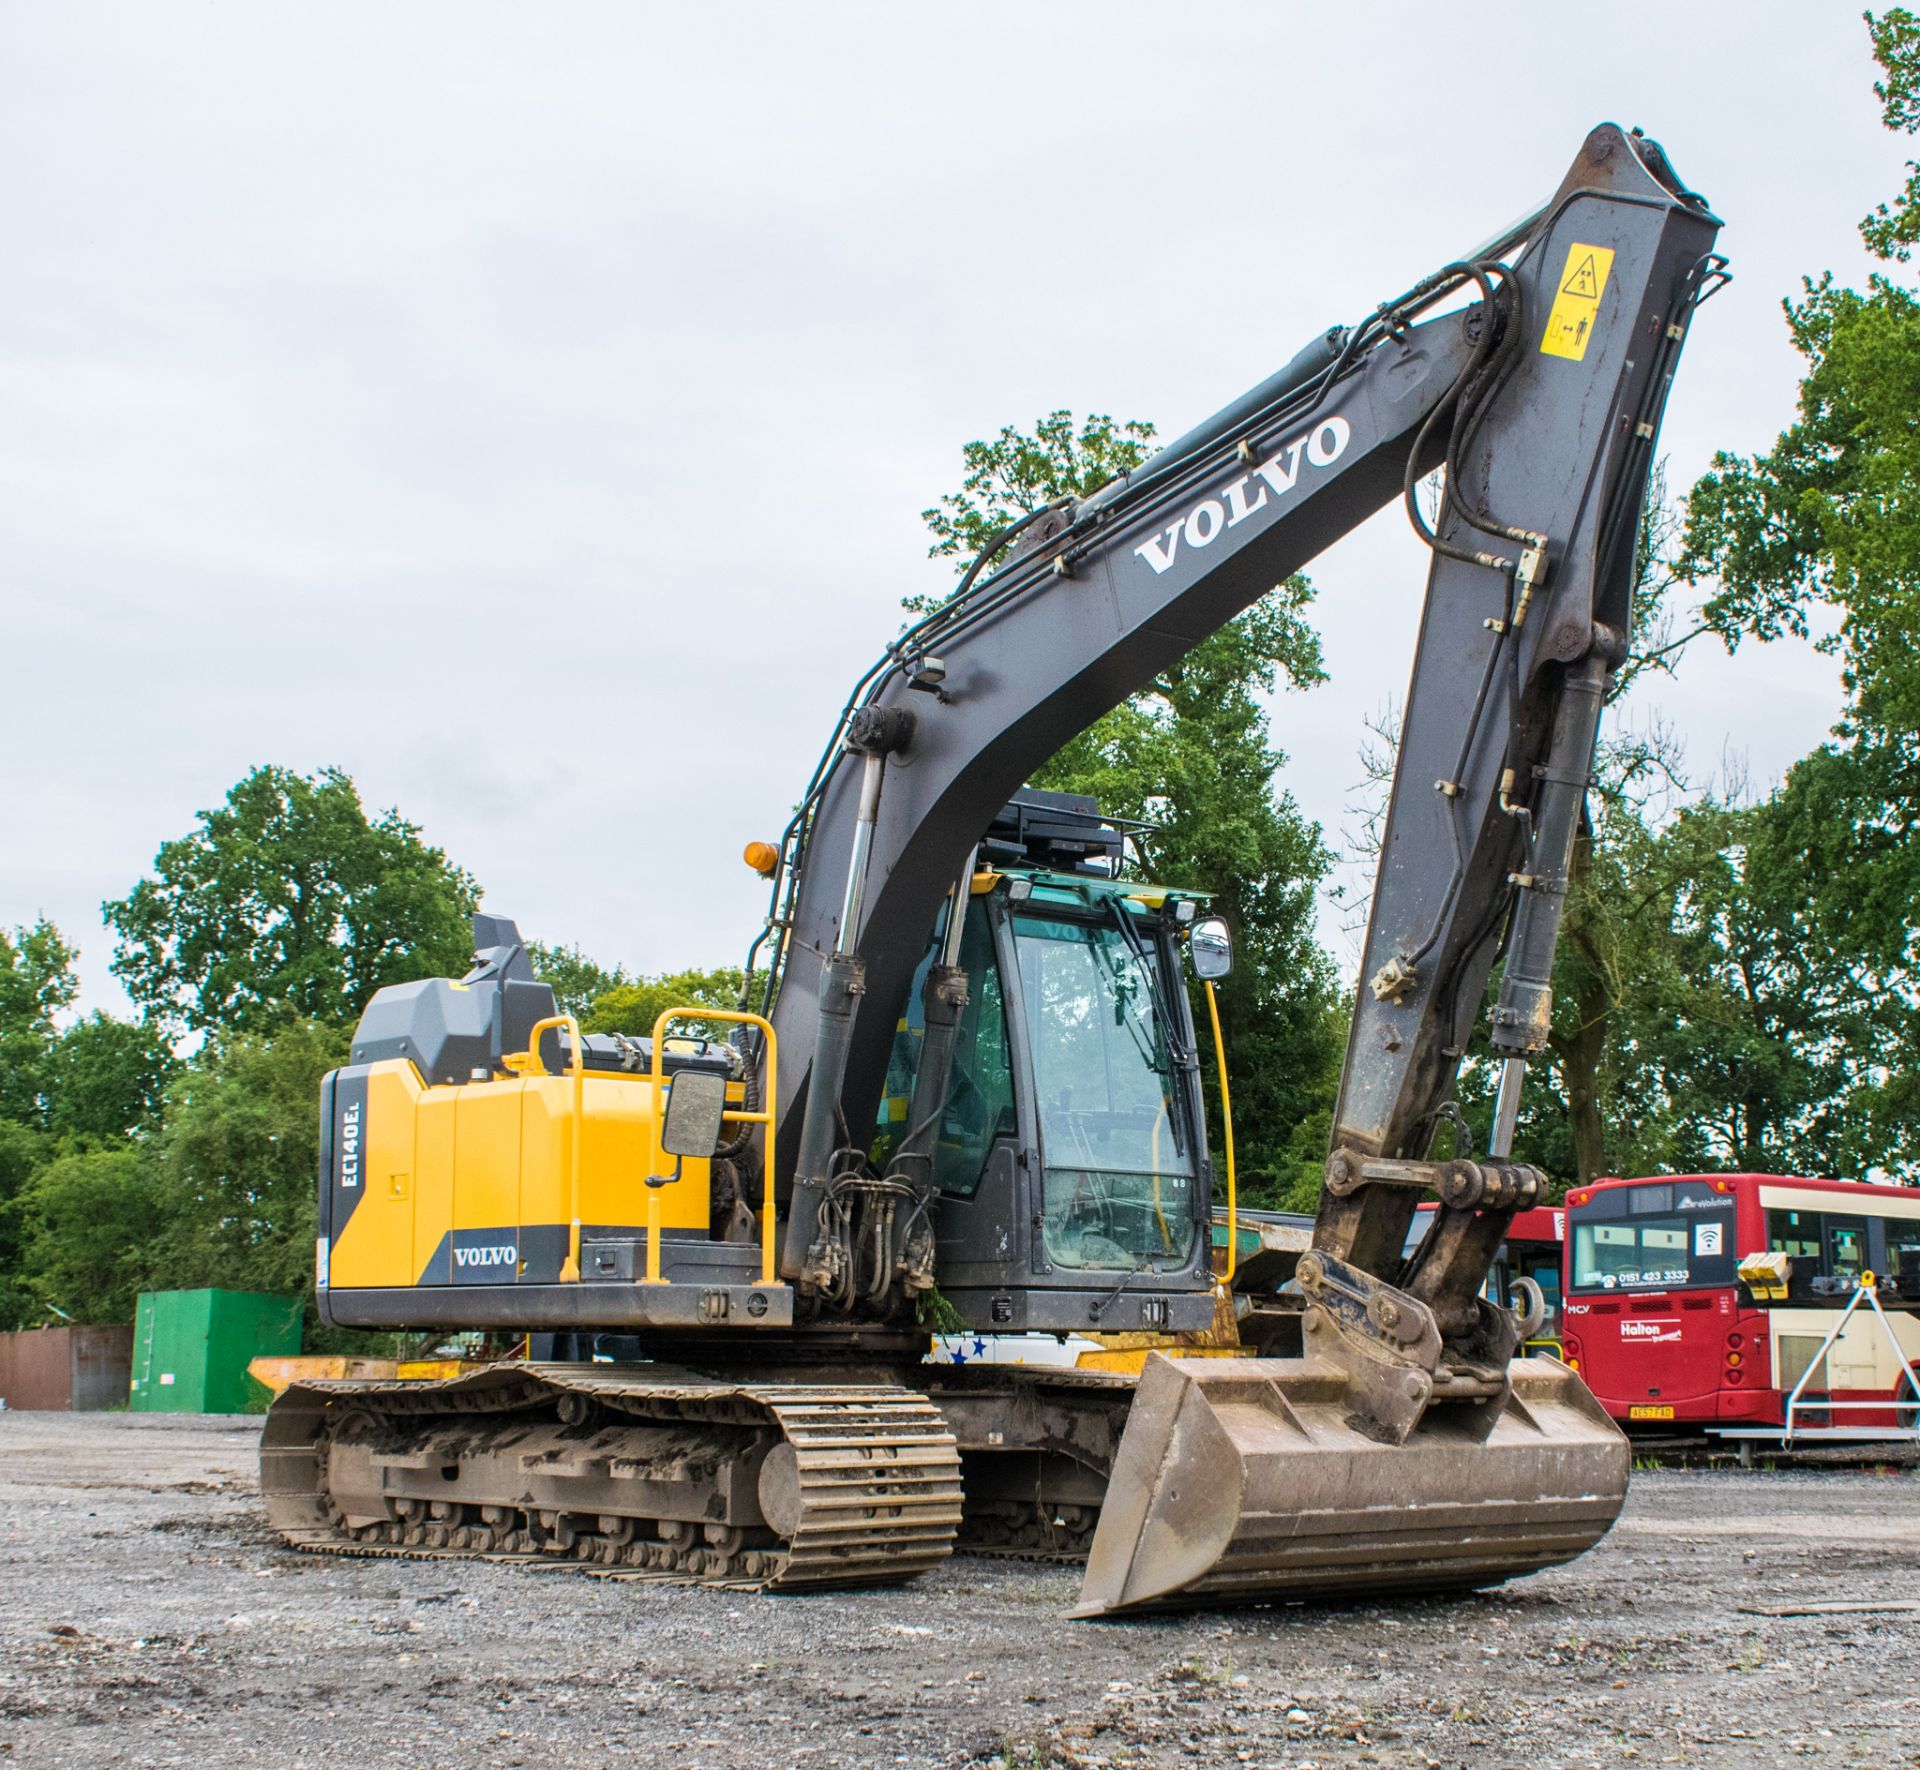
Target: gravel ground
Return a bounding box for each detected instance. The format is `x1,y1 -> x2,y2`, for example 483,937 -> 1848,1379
3,1411 -> 1919,1768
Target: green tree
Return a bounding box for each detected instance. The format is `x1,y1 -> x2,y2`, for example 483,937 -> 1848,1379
527,940 -> 631,1020
45,1013 -> 179,1142
921,410 -> 1159,575
13,1146 -> 171,1325
1539,752 -> 1689,1188
1675,8 -> 1920,1176
152,1020 -> 352,1320
1451,765 -> 1911,1190
921,411 -> 1341,1206
1629,797 -> 1892,1176
0,919 -> 78,1124
585,966 -> 747,1039
105,766 -> 480,1034
0,1118 -> 51,1328
0,920 -> 178,1325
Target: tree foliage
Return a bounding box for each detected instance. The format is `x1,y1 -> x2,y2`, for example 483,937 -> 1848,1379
1504,790 -> 1895,1181
0,1117 -> 50,1328
13,1147 -> 169,1327
0,756 -> 760,1333
1639,797 -> 1895,1175
2,762 -> 482,1331
527,941 -> 630,1021
105,765 -> 479,1034
921,410 -> 1160,572
920,410 -> 1341,1206
1,1016 -> 355,1331
1671,7 -> 1920,1179
46,1012 -> 179,1142
584,967 -> 746,1039
0,917 -> 184,1324
0,920 -> 79,1125
152,1019 -> 353,1315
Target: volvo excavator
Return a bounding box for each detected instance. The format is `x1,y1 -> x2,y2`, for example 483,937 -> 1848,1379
263,124 -> 1726,1616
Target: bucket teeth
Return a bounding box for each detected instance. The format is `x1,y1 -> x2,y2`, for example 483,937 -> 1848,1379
1073,1351 -> 1628,1619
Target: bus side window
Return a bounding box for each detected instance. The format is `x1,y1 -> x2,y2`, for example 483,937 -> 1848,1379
1767,1208 -> 1822,1263
1826,1215 -> 1868,1283
1887,1219 -> 1920,1296
1885,1220 -> 1920,1266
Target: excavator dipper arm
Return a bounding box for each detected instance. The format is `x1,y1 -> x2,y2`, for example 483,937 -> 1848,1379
1310,136 -> 1726,1446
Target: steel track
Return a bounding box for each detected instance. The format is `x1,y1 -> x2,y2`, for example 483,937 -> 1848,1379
261,1364 -> 964,1592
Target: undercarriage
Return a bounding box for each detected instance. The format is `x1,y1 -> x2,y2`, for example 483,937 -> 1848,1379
262,1352 -> 1626,1616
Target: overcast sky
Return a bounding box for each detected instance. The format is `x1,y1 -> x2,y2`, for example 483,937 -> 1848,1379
0,3 -> 1897,1016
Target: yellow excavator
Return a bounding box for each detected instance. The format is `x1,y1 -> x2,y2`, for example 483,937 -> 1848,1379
262,124 -> 1725,1616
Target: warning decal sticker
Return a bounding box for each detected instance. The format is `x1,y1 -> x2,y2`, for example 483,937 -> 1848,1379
1539,241 -> 1616,361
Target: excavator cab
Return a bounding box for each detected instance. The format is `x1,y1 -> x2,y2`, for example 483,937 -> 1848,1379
874,796 -> 1218,1334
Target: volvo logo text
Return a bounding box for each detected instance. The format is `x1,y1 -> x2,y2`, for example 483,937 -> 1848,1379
1133,416 -> 1352,576
455,1244 -> 519,1269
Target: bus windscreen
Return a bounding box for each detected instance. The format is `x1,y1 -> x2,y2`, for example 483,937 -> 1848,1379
1568,1182 -> 1738,1293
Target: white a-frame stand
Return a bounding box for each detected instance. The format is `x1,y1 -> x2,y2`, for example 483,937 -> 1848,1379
1783,1272 -> 1920,1447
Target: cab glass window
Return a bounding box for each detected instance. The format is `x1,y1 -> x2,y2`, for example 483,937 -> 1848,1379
1012,910 -> 1196,1270
873,901 -> 1013,1199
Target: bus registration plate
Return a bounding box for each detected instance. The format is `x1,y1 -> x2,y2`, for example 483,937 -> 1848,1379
1629,1405 -> 1675,1420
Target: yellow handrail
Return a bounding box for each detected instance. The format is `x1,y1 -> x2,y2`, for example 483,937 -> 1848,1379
517,1015 -> 585,1282
1203,981 -> 1237,1284
648,1008 -> 780,1287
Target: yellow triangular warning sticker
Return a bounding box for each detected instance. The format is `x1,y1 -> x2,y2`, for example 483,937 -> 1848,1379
1562,253 -> 1601,299
1540,241 -> 1616,362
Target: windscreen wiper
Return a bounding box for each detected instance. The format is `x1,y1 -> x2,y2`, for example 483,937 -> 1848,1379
1105,897 -> 1195,1077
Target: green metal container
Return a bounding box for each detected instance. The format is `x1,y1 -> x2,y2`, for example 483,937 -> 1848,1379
129,1289 -> 303,1413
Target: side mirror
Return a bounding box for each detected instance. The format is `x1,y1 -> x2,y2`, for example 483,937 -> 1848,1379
1189,916 -> 1233,981
660,1069 -> 728,1159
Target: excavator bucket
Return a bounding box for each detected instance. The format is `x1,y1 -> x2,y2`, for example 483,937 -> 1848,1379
1074,1352 -> 1627,1618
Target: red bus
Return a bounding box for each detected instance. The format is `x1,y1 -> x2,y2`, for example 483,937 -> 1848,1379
1561,1173 -> 1920,1434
